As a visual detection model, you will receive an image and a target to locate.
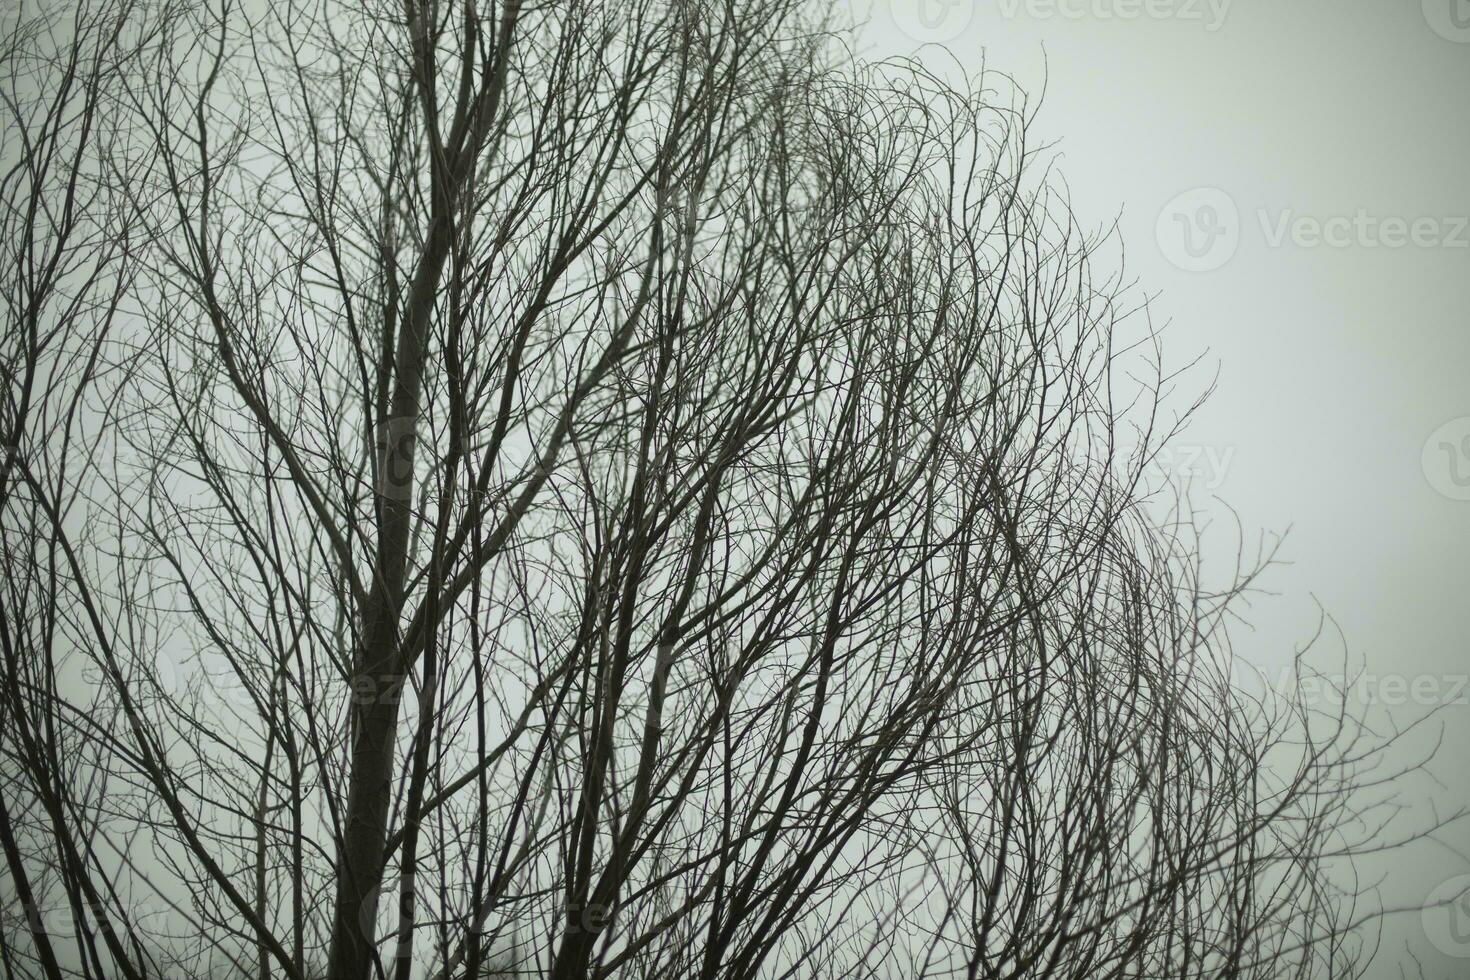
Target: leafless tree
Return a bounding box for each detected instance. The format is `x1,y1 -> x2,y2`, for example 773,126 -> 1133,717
0,0 -> 1458,978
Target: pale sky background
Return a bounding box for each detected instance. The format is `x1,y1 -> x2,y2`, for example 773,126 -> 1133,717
853,1 -> 1470,975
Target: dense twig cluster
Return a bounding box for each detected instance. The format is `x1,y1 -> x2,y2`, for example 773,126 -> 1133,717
0,1 -> 1454,978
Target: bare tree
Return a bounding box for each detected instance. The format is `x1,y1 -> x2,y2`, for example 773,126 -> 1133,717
0,0 -> 1458,978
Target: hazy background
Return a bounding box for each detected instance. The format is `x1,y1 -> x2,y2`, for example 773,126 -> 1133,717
852,1 -> 1470,975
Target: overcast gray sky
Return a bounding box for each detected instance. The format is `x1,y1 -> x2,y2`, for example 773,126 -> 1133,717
853,1 -> 1470,975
